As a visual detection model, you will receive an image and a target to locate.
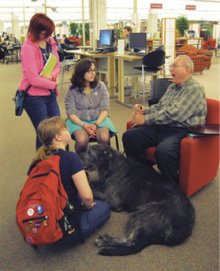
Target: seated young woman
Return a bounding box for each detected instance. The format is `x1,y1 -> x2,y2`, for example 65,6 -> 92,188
65,58 -> 117,153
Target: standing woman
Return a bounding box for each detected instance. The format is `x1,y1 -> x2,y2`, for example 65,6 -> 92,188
65,58 -> 117,154
18,13 -> 61,149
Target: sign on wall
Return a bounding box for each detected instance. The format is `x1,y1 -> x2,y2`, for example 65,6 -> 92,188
185,5 -> 196,10
150,3 -> 163,9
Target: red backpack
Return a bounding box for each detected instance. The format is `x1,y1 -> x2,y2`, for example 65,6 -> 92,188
16,155 -> 75,246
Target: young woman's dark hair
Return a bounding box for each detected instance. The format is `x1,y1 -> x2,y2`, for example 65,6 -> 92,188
28,13 -> 55,42
70,58 -> 98,91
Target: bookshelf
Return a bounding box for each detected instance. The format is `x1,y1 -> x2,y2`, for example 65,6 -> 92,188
147,39 -> 162,52
175,37 -> 203,49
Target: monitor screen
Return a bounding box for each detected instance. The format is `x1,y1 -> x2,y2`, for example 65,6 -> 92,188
99,29 -> 114,47
129,33 -> 147,51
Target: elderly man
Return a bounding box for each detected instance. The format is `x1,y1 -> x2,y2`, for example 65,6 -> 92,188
122,55 -> 207,183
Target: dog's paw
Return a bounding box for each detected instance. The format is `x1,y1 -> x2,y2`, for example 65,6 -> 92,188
97,246 -> 109,255
95,234 -> 113,247
111,206 -> 123,212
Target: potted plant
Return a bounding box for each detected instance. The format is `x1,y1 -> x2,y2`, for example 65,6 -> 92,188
176,16 -> 189,37
70,22 -> 90,45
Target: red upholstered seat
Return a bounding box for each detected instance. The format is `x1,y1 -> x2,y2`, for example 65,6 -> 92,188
176,45 -> 213,72
126,98 -> 220,196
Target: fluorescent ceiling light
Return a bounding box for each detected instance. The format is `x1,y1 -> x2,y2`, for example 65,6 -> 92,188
194,0 -> 220,2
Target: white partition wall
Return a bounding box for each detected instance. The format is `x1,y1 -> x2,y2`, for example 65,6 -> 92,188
148,10 -> 158,39
213,24 -> 220,48
161,18 -> 176,76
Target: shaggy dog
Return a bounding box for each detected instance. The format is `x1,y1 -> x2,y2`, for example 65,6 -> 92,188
80,144 -> 195,256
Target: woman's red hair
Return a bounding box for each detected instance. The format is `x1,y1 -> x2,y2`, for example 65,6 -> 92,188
28,13 -> 55,42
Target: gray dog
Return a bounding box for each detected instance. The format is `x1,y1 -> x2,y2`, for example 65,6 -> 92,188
80,144 -> 195,256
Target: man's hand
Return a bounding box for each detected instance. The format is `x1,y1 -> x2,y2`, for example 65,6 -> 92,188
133,103 -> 145,115
131,113 -> 145,127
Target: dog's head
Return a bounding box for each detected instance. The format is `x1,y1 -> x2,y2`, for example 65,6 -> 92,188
80,144 -> 117,180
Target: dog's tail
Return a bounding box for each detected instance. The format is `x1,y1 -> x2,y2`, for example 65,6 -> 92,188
95,232 -> 150,256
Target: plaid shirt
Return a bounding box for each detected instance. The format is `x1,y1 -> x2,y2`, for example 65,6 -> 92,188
65,81 -> 109,121
145,77 -> 207,128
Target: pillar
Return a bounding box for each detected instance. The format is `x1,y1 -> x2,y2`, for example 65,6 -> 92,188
89,0 -> 107,49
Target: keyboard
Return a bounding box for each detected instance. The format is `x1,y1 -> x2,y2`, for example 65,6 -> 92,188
88,50 -> 103,54
88,49 -> 103,54
127,52 -> 145,56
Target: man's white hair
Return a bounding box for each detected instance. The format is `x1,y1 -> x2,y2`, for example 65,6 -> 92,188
176,55 -> 194,72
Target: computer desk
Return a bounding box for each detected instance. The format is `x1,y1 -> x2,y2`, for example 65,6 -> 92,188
65,49 -> 116,97
114,54 -> 143,103
65,50 -> 158,103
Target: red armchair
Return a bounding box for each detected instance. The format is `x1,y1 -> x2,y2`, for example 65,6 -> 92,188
126,98 -> 220,196
176,45 -> 213,71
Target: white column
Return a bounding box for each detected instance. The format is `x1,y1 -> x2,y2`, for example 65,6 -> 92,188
11,13 -> 20,40
82,0 -> 86,46
60,22 -> 68,36
0,20 -> 4,34
148,10 -> 158,39
131,0 -> 139,32
161,18 -> 176,76
89,0 -> 107,49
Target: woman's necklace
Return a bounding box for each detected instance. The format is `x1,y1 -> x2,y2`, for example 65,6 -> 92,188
84,86 -> 91,96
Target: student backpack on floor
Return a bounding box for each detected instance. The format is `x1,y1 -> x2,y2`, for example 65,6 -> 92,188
16,155 -> 76,246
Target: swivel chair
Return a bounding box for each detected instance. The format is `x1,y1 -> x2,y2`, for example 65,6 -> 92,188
133,49 -> 166,102
71,132 -> 119,151
133,49 -> 166,73
57,46 -> 79,90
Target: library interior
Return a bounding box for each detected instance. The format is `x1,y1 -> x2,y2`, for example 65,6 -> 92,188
0,1 -> 219,271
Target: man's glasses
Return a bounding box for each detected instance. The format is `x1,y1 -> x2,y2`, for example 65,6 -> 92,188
169,63 -> 185,69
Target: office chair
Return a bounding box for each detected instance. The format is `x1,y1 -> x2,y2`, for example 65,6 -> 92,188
66,117 -> 119,151
148,78 -> 172,105
57,46 -> 79,90
71,132 -> 119,151
133,49 -> 165,72
0,46 -> 5,60
66,130 -> 119,152
126,98 -> 220,197
133,49 -> 166,102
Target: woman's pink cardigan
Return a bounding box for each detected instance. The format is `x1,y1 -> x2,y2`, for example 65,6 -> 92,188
18,37 -> 61,96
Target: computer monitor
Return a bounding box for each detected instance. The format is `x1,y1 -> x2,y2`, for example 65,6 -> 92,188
129,33 -> 147,51
99,29 -> 114,47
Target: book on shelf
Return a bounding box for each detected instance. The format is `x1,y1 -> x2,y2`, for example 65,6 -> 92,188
40,53 -> 57,77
